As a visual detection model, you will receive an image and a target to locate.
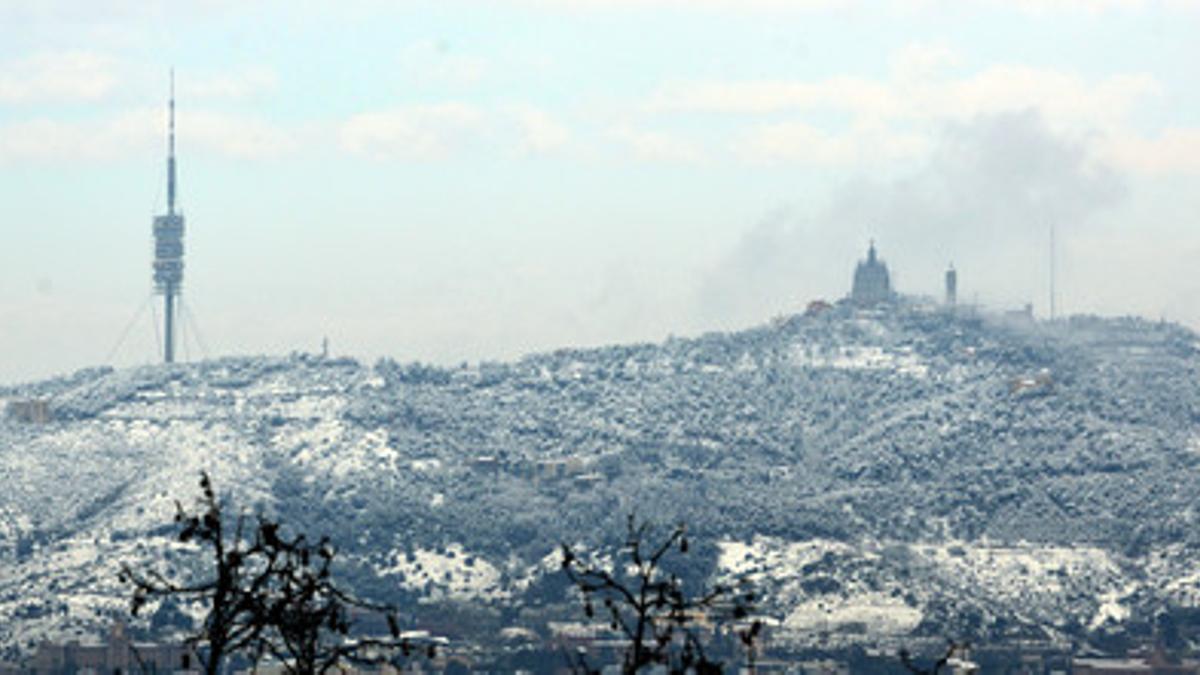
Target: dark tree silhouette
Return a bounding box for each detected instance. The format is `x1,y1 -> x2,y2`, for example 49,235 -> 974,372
119,472 -> 274,675
255,529 -> 436,675
900,641 -> 966,675
120,472 -> 424,675
257,531 -> 351,674
560,514 -> 759,674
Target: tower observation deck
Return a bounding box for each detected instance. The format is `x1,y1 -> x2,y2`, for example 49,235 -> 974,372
152,74 -> 184,364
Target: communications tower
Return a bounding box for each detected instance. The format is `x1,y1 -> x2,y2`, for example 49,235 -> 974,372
152,74 -> 185,363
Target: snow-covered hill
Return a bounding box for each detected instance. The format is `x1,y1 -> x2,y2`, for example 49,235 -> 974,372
3,302 -> 1200,655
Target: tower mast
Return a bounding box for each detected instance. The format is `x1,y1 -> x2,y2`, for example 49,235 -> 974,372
153,70 -> 185,364
168,71 -> 176,216
1049,223 -> 1056,322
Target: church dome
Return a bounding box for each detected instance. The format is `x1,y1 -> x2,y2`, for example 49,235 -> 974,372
851,241 -> 893,305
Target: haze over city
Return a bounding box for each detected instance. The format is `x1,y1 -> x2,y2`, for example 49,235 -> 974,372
2,0 -> 1198,383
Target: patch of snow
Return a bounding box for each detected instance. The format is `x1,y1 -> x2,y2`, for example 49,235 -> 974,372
718,536 -> 854,580
380,544 -> 503,601
915,540 -> 1124,602
783,592 -> 922,635
1090,585 -> 1135,630
790,343 -> 928,378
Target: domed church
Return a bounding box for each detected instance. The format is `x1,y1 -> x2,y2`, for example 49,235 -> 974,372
850,240 -> 894,305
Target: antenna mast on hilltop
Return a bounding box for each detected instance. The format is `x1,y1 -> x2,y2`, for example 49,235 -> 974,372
152,71 -> 185,363
1049,223 -> 1056,322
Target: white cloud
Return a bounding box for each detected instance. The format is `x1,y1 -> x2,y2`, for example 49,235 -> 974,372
506,105 -> 572,155
986,0 -> 1148,13
185,65 -> 279,100
647,78 -> 895,116
0,110 -> 160,163
893,0 -> 1188,12
732,121 -> 848,164
0,0 -> 242,18
518,0 -> 846,9
184,109 -> 299,159
649,66 -> 1158,130
925,67 -> 1161,130
398,39 -> 489,86
504,0 -> 1193,12
1099,128 -> 1200,174
0,119 -> 122,162
732,121 -> 928,165
338,104 -> 485,160
338,103 -> 572,160
646,44 -> 1166,171
0,107 -> 298,163
0,51 -> 119,104
609,125 -> 705,163
890,43 -> 960,82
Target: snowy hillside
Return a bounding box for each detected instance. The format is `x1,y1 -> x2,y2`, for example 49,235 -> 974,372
2,302 -> 1200,655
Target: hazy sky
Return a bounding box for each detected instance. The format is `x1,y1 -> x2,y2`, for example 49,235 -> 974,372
1,0 -> 1198,383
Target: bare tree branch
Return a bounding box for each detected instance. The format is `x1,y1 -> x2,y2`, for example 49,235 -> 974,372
561,515 -> 758,675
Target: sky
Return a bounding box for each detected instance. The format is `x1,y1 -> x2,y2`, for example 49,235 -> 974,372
1,0 -> 1198,383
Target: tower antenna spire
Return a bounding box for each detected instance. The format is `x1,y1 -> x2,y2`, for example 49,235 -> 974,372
168,68 -> 177,215
1049,223 -> 1056,321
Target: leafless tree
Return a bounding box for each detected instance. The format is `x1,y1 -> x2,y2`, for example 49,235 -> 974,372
900,641 -> 966,675
560,514 -> 759,674
120,472 -> 425,675
119,472 -> 274,675
254,529 -> 435,675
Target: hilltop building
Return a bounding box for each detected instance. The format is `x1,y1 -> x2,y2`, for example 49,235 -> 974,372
805,300 -> 833,317
32,622 -> 195,674
850,241 -> 894,306
5,399 -> 51,424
